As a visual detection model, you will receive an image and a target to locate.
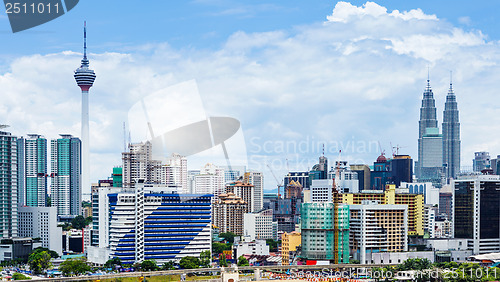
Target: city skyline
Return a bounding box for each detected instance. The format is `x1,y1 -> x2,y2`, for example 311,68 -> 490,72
1,1 -> 500,190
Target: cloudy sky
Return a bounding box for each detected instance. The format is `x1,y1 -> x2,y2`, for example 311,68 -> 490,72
1,1 -> 500,193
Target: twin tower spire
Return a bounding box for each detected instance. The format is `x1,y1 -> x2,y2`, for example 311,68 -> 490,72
417,72 -> 460,184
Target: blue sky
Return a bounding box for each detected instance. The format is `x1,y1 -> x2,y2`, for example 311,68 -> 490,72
1,1 -> 500,55
1,1 -> 500,192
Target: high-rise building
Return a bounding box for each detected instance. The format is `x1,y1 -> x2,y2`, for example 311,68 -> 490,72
74,22 -> 96,201
453,174 -> 500,254
244,171 -> 263,211
0,126 -> 18,238
473,152 -> 491,172
309,155 -> 328,185
51,135 -> 81,216
417,79 -> 438,179
350,164 -> 371,191
193,163 -> 225,196
420,127 -> 443,186
225,181 -> 256,212
371,154 -> 391,190
243,209 -> 275,240
349,201 -> 408,264
122,141 -> 157,188
281,231 -> 301,266
213,193 -> 248,235
390,155 -> 413,187
24,134 -> 48,207
18,206 -> 62,255
112,167 -> 122,187
442,80 -> 461,179
108,181 -> 212,264
17,137 -> 25,207
284,172 -> 309,189
341,184 -> 424,236
301,202 -> 350,263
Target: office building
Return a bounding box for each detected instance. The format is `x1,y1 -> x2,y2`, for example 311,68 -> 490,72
263,194 -> 297,233
74,23 -> 96,201
341,184 -> 424,236
328,161 -> 359,193
0,127 -> 18,238
349,201 -> 408,264
390,155 -> 413,187
193,163 -> 225,196
24,134 -> 48,207
51,135 -> 81,216
220,165 -> 246,183
233,239 -> 269,258
243,209 -> 275,240
350,164 -> 371,191
109,181 -> 212,264
371,153 -> 391,190
420,127 -> 443,186
16,137 -> 25,207
244,171 -> 264,211
213,193 -> 248,235
284,172 -> 309,189
18,206 -> 62,255
225,181 -> 256,212
309,154 -> 328,185
417,78 -> 438,179
453,174 -> 500,254
442,80 -> 461,179
473,152 -> 491,172
400,182 -> 439,206
301,202 -> 349,263
281,232 -> 301,266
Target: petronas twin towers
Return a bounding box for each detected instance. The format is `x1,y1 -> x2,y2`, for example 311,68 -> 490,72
417,77 -> 461,183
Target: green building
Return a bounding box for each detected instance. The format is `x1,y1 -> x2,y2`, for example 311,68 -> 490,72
301,202 -> 349,263
24,134 -> 48,207
112,167 -> 122,187
0,127 -> 18,238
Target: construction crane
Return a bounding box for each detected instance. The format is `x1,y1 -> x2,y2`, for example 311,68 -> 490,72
391,143 -> 407,157
267,164 -> 283,198
332,150 -> 342,264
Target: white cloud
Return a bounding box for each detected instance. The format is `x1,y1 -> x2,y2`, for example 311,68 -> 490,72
1,1 -> 500,191
326,1 -> 436,23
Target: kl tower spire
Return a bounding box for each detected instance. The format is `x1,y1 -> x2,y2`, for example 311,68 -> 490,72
74,21 -> 96,212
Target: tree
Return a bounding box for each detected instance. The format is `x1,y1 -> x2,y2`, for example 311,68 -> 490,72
179,256 -> 200,269
104,257 -> 121,269
219,254 -> 228,267
85,216 -> 93,226
162,261 -> 175,271
32,247 -> 59,259
237,256 -> 249,266
28,251 -> 52,274
212,242 -> 231,255
199,250 -> 211,268
71,215 -> 88,229
219,232 -> 236,244
12,273 -> 31,280
59,258 -> 91,276
140,260 -> 158,271
266,239 -> 280,252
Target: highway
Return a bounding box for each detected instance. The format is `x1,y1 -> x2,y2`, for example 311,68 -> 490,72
20,264 -> 396,281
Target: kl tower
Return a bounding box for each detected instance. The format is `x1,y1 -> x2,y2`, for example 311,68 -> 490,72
74,22 -> 96,205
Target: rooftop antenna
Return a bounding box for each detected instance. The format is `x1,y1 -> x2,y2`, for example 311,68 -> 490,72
322,144 -> 325,156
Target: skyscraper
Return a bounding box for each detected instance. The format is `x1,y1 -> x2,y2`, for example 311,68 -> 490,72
442,79 -> 461,178
417,79 -> 438,179
244,171 -> 264,211
25,134 -> 48,207
0,126 -> 18,238
51,135 -> 81,216
74,22 -> 96,200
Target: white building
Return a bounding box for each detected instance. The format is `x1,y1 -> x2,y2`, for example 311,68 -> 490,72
400,182 -> 439,206
193,163 -> 225,196
349,201 -> 408,264
244,209 -> 274,241
233,239 -> 269,258
328,161 -> 359,193
244,171 -> 264,211
310,179 -> 333,202
424,204 -> 437,238
18,206 -> 62,255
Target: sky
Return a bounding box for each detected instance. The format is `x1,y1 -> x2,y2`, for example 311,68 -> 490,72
1,1 -> 500,193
